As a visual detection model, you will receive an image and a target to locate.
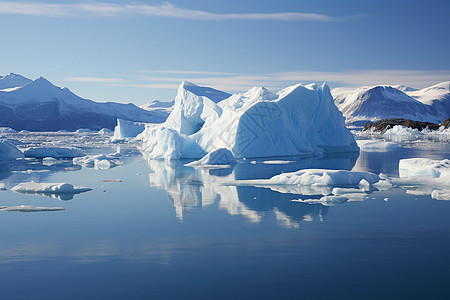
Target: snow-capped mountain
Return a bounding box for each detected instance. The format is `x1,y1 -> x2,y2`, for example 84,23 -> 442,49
0,74 -> 168,131
0,73 -> 32,90
332,82 -> 450,127
140,100 -> 175,119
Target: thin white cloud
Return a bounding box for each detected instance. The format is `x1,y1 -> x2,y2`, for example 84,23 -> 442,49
65,77 -> 125,83
0,1 -> 341,21
110,69 -> 450,92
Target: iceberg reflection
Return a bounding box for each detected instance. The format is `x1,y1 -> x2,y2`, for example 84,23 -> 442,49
146,153 -> 358,227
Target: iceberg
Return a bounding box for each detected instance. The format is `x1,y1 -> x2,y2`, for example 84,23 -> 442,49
11,182 -> 92,200
111,118 -> 147,140
0,139 -> 25,161
356,140 -> 402,152
0,205 -> 65,212
141,81 -> 359,160
23,147 -> 85,158
399,158 -> 450,179
247,169 -> 381,186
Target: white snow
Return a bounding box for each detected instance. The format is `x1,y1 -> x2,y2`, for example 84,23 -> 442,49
73,153 -> 123,170
23,147 -> 85,158
0,139 -> 25,160
11,182 -> 92,194
0,73 -> 32,90
98,128 -> 113,135
141,81 -> 358,160
356,139 -> 402,151
0,205 -> 65,212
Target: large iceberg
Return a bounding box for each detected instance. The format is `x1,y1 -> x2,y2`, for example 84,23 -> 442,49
141,81 -> 359,159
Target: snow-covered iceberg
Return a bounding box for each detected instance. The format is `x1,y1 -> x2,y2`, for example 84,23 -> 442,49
0,139 -> 25,161
23,147 -> 85,158
393,158 -> 450,201
111,118 -> 147,141
141,81 -> 359,160
242,169 -> 380,186
11,182 -> 92,200
356,139 -> 402,152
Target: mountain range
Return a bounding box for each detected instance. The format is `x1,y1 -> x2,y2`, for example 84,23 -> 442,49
0,73 -> 168,131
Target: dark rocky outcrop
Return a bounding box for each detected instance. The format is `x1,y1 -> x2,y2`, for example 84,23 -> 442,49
363,118 -> 450,132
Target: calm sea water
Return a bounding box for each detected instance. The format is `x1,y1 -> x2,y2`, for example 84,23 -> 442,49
0,137 -> 449,300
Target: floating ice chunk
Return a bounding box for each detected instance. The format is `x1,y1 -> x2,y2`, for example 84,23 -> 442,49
262,160 -> 295,164
358,179 -> 371,188
24,147 -> 85,158
356,140 -> 402,152
293,196 -> 348,206
399,158 -> 450,179
11,182 -> 91,194
431,190 -> 450,201
186,148 -> 236,166
373,180 -> 393,190
258,169 -> 380,186
95,159 -> 111,170
0,205 -> 65,212
73,153 -> 123,170
383,125 -> 423,141
111,118 -> 147,140
0,183 -> 6,190
0,139 -> 25,161
332,187 -> 366,195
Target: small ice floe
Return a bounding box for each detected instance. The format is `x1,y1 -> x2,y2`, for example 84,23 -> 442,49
292,196 -> 349,206
392,158 -> 450,200
11,182 -> 92,200
261,160 -> 295,164
102,179 -> 122,183
356,140 -> 403,152
24,147 -> 85,158
0,139 -> 25,161
73,153 -> 123,170
185,148 -> 236,167
0,205 -> 65,212
0,183 -> 6,190
241,169 -> 380,186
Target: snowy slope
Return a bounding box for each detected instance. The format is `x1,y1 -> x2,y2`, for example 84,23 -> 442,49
407,81 -> 450,118
0,74 -> 168,131
0,73 -> 32,90
140,100 -> 174,119
332,84 -> 448,127
141,81 -> 358,159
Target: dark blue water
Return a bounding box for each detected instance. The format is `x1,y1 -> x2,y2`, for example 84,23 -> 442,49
0,140 -> 449,299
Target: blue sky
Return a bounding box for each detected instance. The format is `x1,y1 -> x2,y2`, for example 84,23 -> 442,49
1,0 -> 450,105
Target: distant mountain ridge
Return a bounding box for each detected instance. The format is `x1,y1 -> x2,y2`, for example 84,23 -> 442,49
0,73 -> 168,131
332,82 -> 450,127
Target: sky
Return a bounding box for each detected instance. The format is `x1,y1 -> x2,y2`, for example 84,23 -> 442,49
1,0 -> 450,105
